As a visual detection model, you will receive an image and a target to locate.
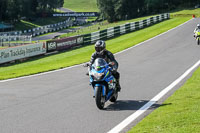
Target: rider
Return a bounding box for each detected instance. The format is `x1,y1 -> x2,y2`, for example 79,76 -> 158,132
194,24 -> 200,37
89,40 -> 121,92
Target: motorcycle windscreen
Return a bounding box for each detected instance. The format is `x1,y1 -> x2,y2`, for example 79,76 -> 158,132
93,58 -> 107,71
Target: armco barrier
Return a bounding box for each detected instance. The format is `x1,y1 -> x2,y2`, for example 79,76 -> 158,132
83,13 -> 170,45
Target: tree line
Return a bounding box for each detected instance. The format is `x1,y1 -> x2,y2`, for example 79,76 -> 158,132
97,0 -> 200,22
0,0 -> 64,23
1,0 -> 199,23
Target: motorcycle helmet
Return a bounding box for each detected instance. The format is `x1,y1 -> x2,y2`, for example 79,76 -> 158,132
95,40 -> 106,54
197,24 -> 200,29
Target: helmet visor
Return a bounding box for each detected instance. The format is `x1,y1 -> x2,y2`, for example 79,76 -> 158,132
95,47 -> 103,52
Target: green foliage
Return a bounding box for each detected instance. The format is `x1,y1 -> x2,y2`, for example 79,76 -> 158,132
97,0 -> 199,22
0,0 -> 64,22
96,0 -> 147,22
97,0 -> 116,22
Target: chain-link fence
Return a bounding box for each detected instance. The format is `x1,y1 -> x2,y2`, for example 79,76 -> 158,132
0,35 -> 32,47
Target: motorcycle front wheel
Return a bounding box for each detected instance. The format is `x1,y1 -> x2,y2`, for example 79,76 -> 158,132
95,86 -> 105,109
197,38 -> 200,45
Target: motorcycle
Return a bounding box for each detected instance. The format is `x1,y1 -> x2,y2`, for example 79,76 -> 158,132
84,58 -> 118,109
194,30 -> 200,45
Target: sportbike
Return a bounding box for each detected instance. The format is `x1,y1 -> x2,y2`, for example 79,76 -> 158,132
84,58 -> 119,109
194,30 -> 200,45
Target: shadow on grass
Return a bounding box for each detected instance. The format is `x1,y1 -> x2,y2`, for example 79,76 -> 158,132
104,100 -> 172,111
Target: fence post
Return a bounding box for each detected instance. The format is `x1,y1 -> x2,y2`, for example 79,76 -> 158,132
107,27 -> 114,39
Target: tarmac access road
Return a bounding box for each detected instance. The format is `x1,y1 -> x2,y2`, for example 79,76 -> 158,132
0,18 -> 200,133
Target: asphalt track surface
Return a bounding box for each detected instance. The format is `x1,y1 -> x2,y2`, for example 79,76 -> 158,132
0,18 -> 200,133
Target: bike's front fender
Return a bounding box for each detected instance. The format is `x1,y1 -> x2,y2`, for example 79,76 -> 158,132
94,84 -> 106,96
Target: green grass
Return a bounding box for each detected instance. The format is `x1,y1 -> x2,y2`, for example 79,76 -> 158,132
14,17 -> 68,31
15,20 -> 40,30
128,67 -> 200,133
63,0 -> 98,12
171,8 -> 200,17
0,16 -> 190,80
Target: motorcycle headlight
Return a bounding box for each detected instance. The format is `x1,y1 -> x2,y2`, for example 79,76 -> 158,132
93,72 -> 105,80
94,72 -> 104,77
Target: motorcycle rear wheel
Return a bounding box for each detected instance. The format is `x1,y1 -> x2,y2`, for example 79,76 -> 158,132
95,86 -> 105,109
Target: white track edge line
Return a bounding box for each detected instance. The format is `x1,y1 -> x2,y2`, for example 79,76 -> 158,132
107,59 -> 200,133
0,19 -> 193,83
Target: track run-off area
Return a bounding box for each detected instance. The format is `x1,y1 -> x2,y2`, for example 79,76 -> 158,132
0,18 -> 200,133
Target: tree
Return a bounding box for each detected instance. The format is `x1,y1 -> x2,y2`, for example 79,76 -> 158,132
37,0 -> 64,13
114,0 -> 138,20
0,0 -> 7,21
6,0 -> 23,22
97,0 -> 116,22
97,0 -> 146,22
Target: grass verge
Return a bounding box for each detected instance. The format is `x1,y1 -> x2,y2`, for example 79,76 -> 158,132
14,17 -> 68,31
171,8 -> 200,18
63,0 -> 98,12
0,16 -> 190,80
128,67 -> 200,133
